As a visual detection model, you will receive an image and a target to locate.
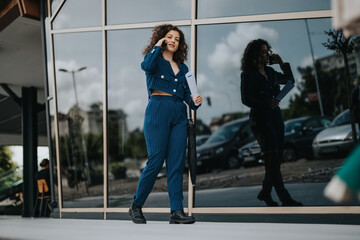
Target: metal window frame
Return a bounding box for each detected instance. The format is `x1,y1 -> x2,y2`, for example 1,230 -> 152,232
45,0 -> 360,219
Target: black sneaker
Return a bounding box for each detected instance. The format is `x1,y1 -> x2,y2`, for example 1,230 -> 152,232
169,210 -> 195,224
129,203 -> 146,224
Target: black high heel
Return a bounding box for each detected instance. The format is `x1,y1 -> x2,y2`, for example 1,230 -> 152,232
257,190 -> 279,206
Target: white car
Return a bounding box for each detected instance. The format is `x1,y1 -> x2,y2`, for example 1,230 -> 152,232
312,110 -> 359,158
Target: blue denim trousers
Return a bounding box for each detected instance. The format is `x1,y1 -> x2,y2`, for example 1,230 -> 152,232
133,95 -> 188,212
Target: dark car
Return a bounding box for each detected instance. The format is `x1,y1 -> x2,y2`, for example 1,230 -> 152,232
238,115 -> 333,164
196,135 -> 210,147
196,117 -> 254,171
238,140 -> 264,167
283,115 -> 332,161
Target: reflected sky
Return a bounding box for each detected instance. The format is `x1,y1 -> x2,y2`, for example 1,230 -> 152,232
107,0 -> 191,25
52,0 -> 102,29
54,32 -> 103,113
50,18 -> 334,130
198,0 -> 330,18
197,18 -> 333,126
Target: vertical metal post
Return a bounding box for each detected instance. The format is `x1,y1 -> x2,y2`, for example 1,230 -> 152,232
40,0 -> 56,207
188,0 -> 197,216
305,19 -> 324,116
22,87 -> 38,217
49,16 -> 63,220
102,0 -> 108,220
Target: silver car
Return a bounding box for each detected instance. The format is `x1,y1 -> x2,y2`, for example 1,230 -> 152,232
312,109 -> 359,158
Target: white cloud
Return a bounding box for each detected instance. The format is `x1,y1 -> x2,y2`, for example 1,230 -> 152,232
108,65 -> 148,131
300,55 -> 316,68
56,59 -> 103,114
208,24 -> 279,78
196,24 -> 279,125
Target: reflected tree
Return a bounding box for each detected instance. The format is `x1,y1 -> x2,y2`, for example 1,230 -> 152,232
283,63 -> 347,120
323,30 -> 357,144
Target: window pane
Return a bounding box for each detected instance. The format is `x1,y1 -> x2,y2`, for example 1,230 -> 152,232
54,31 -> 103,208
53,0 -> 102,29
198,0 -> 330,19
107,0 -> 191,25
107,27 -> 191,208
50,0 -> 61,16
195,19 -> 358,207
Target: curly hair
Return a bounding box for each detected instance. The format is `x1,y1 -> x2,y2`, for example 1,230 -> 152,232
241,39 -> 272,71
143,24 -> 188,63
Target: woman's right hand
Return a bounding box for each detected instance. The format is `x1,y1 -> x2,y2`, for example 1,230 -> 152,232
270,98 -> 280,108
155,38 -> 166,47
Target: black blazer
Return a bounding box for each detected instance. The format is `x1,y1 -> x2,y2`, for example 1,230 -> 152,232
241,63 -> 294,121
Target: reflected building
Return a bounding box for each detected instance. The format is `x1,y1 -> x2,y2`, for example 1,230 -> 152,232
317,48 -> 360,83
52,104 -> 128,142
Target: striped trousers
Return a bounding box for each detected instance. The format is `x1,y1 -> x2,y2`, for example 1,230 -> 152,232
133,95 -> 188,212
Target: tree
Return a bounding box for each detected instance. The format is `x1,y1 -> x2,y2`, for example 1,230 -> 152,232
0,146 -> 15,174
284,63 -> 347,121
323,30 -> 357,144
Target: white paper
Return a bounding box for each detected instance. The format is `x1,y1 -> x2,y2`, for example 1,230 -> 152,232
276,80 -> 294,100
185,71 -> 199,106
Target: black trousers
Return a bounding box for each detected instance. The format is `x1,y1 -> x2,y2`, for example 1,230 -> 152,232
250,108 -> 291,201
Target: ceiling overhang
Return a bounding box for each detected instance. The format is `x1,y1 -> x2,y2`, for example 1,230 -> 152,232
0,0 -> 47,146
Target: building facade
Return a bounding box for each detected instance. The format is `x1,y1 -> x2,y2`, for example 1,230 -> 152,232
7,0 -> 359,219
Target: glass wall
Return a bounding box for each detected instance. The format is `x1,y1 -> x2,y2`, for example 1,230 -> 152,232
54,32 -> 104,208
107,27 -> 191,208
45,0 -> 360,217
195,18 -> 360,207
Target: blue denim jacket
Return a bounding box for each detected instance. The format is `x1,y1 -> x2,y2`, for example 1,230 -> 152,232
141,46 -> 198,110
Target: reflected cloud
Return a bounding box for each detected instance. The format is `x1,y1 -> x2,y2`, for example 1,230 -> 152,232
300,55 -> 317,68
56,59 -> 102,113
108,65 -> 148,131
208,24 -> 278,78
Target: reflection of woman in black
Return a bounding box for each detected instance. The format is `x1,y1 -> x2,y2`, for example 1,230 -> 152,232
241,39 -> 302,206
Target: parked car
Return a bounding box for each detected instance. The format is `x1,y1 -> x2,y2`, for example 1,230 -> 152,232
313,109 -> 359,159
238,140 -> 264,167
238,115 -> 333,165
282,115 -> 333,161
196,135 -> 210,147
196,117 -> 255,171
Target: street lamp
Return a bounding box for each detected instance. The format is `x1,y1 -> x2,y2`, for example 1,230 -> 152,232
305,20 -> 324,116
59,67 -> 87,107
58,66 -> 91,186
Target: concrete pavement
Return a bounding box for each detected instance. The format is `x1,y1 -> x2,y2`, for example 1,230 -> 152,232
0,216 -> 360,240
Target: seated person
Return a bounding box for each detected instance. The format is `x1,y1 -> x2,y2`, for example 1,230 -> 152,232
33,158 -> 51,217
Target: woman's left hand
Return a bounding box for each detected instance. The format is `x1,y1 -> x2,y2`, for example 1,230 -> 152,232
194,94 -> 202,105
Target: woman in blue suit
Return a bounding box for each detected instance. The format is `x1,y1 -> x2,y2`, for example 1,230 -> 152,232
241,39 -> 302,207
129,24 -> 202,224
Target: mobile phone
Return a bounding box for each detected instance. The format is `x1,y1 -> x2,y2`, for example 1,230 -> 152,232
161,42 -> 167,48
269,54 -> 275,65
